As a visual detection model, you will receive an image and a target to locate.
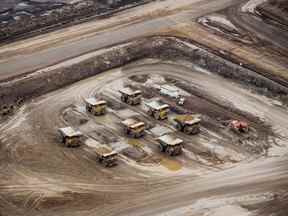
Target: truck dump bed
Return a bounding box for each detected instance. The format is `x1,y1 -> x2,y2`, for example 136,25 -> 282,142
157,134 -> 183,146
85,97 -> 106,106
119,87 -> 141,96
145,100 -> 169,110
86,139 -> 116,157
95,146 -> 116,157
59,127 -> 82,138
121,118 -> 144,128
174,115 -> 201,125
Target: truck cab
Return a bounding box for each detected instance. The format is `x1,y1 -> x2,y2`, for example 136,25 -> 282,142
145,100 -> 170,120
121,118 -> 145,138
156,134 -> 183,156
174,114 -> 201,135
96,147 -> 118,167
119,87 -> 142,105
85,97 -> 107,116
58,127 -> 83,147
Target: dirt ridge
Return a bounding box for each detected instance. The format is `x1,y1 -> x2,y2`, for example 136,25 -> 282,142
1,36 -> 287,116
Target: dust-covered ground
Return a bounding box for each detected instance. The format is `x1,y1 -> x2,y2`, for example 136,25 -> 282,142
197,0 -> 288,56
1,0 -> 288,215
1,58 -> 288,216
0,0 -> 148,43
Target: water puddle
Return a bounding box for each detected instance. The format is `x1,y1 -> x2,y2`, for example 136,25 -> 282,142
94,113 -> 118,126
126,138 -> 144,148
160,157 -> 183,171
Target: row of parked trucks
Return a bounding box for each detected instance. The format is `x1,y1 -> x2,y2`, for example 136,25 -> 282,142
58,127 -> 117,167
58,87 -> 249,166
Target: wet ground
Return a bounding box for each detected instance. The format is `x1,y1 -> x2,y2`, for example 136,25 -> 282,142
1,58 -> 288,215
0,0 -> 246,79
197,0 -> 288,56
1,0 -> 288,215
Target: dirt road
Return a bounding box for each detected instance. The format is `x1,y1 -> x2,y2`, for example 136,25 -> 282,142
93,156 -> 288,216
1,0 -> 288,215
1,60 -> 288,215
228,1 -> 288,54
0,0 -> 246,80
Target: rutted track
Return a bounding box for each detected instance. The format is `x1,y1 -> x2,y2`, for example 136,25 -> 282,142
1,56 -> 288,215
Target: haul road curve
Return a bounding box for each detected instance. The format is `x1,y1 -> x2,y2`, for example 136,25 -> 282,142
1,59 -> 288,216
1,0 -> 288,215
0,0 -> 248,80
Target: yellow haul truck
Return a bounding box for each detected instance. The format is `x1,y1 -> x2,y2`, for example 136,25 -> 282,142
174,114 -> 201,135
121,118 -> 145,138
95,146 -> 118,167
156,134 -> 183,156
86,139 -> 118,167
119,87 -> 142,105
58,127 -> 83,147
85,97 -> 107,116
145,100 -> 170,120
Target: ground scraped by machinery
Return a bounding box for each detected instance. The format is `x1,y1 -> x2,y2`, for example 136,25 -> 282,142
0,0 -> 288,216
1,56 -> 288,215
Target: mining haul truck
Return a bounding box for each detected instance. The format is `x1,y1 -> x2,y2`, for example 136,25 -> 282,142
160,84 -> 185,106
121,118 -> 145,138
95,146 -> 118,167
119,87 -> 142,105
174,114 -> 201,135
85,97 -> 107,116
156,134 -> 183,156
58,127 -> 83,147
145,100 -> 170,120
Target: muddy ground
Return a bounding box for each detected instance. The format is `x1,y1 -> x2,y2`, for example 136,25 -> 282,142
1,52 -> 288,215
256,0 -> 288,27
197,0 -> 288,58
1,0 -> 288,215
2,36 -> 287,120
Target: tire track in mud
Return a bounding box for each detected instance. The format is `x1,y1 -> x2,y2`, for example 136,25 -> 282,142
91,64 -> 264,168
23,191 -> 45,210
228,3 -> 288,54
103,63 -> 272,156
100,92 -> 223,171
122,62 -> 283,151
10,61 -> 282,174
87,156 -> 288,216
1,59 -> 288,215
0,193 -> 23,216
58,104 -> 111,176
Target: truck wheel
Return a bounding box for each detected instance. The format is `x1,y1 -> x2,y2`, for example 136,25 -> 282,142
147,109 -> 153,116
184,126 -> 192,134
124,127 -> 129,135
191,126 -> 200,135
154,112 -> 160,120
241,127 -> 249,133
103,161 -> 109,167
127,99 -> 133,105
176,123 -> 183,131
177,147 -> 182,155
167,148 -> 175,156
159,144 -> 165,152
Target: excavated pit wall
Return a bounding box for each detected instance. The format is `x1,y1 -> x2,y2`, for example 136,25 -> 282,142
1,36 -> 287,116
0,0 -> 150,43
